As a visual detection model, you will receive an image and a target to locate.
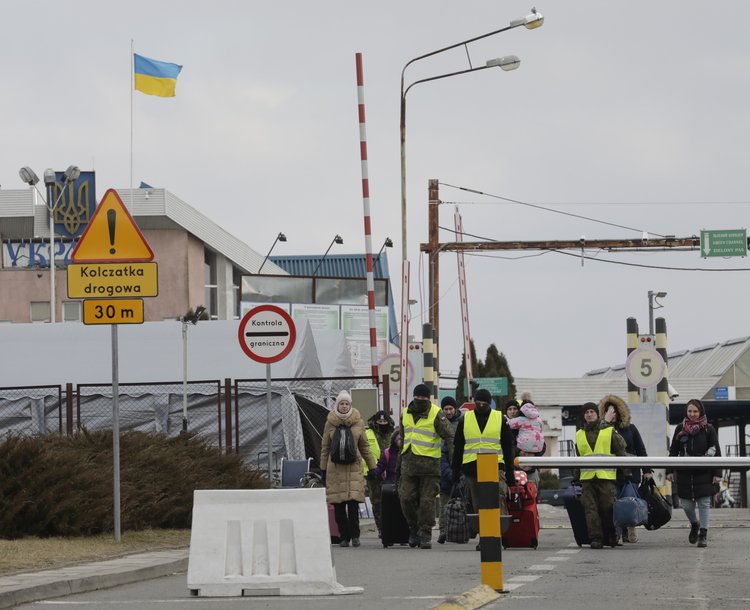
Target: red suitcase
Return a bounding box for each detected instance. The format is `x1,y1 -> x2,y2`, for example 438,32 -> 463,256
502,480 -> 540,549
328,503 -> 341,544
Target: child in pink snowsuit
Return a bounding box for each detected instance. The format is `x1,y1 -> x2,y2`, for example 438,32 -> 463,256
507,402 -> 545,453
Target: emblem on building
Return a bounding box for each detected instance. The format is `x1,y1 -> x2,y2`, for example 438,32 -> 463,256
51,171 -> 96,238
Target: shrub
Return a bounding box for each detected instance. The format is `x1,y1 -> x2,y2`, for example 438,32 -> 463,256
0,430 -> 268,538
537,470 -> 561,490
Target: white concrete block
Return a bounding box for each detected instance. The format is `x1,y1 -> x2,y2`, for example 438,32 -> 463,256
187,488 -> 362,597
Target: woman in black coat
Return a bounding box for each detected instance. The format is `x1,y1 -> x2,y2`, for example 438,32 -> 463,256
666,399 -> 721,548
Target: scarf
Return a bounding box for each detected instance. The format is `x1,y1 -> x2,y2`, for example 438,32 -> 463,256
335,405 -> 353,420
677,415 -> 707,438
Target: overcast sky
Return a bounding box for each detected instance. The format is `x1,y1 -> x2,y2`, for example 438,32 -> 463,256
3,1 -> 750,382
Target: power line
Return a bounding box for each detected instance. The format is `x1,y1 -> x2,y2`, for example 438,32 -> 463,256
439,182 -> 667,237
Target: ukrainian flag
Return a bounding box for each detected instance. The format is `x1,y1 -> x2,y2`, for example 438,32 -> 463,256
134,53 -> 183,97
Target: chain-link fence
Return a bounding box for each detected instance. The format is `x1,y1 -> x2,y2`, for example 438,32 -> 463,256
233,376 -> 376,477
0,385 -> 63,436
75,380 -> 224,446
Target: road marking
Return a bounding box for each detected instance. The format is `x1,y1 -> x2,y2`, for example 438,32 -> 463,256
528,564 -> 555,571
558,549 -> 580,554
506,575 -> 541,582
503,583 -> 525,591
545,556 -> 569,561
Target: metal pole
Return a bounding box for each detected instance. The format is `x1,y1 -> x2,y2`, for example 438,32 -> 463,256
648,290 -> 655,335
111,324 -> 121,542
515,456 -> 750,468
266,362 -> 273,482
399,92 -> 407,262
48,193 -> 56,323
182,320 -> 188,433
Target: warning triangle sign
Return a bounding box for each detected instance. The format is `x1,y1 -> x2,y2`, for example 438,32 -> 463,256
71,189 -> 154,262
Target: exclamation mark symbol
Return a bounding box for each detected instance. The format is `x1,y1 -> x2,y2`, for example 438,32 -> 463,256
107,209 -> 116,255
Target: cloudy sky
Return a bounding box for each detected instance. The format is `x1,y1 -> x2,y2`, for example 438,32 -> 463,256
3,1 -> 749,381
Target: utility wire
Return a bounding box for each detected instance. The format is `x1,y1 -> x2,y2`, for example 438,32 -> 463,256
547,249 -> 750,271
439,182 -> 667,237
441,200 -> 750,207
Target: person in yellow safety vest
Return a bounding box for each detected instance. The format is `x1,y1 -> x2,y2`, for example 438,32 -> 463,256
399,383 -> 454,549
451,388 -> 517,550
573,402 -> 629,550
363,410 -> 395,538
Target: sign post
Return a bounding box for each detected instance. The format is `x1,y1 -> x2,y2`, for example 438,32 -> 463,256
69,188 -> 157,543
238,305 -> 297,481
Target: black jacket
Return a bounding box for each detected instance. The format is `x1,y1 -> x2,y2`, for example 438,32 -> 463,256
451,408 -> 516,485
668,423 -> 721,500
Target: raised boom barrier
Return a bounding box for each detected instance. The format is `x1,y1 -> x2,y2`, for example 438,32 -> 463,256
516,456 -> 750,468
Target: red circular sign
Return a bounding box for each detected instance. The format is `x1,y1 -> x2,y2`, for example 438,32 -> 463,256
238,305 -> 296,364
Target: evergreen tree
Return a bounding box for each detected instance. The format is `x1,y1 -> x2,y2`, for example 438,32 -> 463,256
483,343 -> 517,404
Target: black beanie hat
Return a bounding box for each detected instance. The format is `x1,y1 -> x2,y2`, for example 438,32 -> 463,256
441,396 -> 457,409
505,399 -> 519,412
413,383 -> 430,398
475,388 -> 492,404
583,402 -> 598,415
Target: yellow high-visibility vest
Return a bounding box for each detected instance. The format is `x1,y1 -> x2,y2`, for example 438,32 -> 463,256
363,428 -> 381,474
401,404 -> 441,458
462,409 -> 504,465
576,427 -> 616,480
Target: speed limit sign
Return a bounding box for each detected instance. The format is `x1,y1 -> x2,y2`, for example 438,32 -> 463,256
625,347 -> 666,389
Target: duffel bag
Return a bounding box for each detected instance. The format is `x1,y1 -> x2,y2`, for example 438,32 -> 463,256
638,478 -> 672,531
442,487 -> 470,544
613,481 -> 648,528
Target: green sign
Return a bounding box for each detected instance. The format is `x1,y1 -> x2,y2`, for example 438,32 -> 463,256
700,229 -> 747,258
464,377 -> 508,396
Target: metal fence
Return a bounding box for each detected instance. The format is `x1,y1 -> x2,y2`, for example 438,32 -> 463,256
74,380 -> 224,444
0,385 -> 63,436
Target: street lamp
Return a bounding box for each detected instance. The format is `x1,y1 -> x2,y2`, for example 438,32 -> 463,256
18,165 -> 81,323
648,291 -> 667,335
257,232 -> 287,274
376,237 -> 394,260
181,305 -> 206,433
311,234 -> 343,277
399,7 -> 543,262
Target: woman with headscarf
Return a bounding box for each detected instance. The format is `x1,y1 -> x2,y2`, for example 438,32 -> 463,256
319,390 -> 377,548
666,399 -> 721,548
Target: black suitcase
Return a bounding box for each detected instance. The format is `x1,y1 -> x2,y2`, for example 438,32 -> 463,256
380,483 -> 410,548
563,483 -> 590,546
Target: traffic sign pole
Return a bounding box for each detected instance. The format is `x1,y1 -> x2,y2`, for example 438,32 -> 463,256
237,305 -> 297,483
111,324 -> 121,543
266,363 -> 272,481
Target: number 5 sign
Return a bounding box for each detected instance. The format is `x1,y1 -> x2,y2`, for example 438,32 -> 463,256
626,347 -> 666,389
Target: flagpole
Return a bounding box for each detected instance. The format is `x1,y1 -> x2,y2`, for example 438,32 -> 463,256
130,39 -> 134,208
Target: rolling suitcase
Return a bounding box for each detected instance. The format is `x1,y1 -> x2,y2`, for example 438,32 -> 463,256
563,483 -> 590,546
503,480 -> 540,549
328,503 -> 341,544
380,483 -> 410,548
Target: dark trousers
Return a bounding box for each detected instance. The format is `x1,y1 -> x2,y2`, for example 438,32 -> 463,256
333,500 -> 360,541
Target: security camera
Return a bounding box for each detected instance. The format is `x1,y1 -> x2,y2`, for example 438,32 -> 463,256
668,382 -> 679,401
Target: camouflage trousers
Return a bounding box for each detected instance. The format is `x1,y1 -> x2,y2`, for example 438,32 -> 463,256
581,478 -> 618,543
464,470 -> 508,516
399,474 -> 440,540
365,479 -> 383,531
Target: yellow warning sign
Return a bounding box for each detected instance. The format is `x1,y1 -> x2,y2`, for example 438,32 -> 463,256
71,189 -> 154,263
67,262 -> 158,298
83,299 -> 144,325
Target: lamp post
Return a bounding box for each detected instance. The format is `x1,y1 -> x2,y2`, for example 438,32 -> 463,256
399,7 -> 543,262
19,165 -> 81,323
257,232 -> 287,274
181,305 -> 206,433
376,237 -> 393,260
311,234 -> 343,277
648,291 -> 667,335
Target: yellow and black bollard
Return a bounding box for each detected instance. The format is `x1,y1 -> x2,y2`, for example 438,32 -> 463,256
476,452 -> 503,592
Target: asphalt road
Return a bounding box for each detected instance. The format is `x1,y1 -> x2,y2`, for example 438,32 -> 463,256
17,506 -> 750,610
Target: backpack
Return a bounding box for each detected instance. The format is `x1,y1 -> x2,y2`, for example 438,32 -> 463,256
330,425 -> 357,465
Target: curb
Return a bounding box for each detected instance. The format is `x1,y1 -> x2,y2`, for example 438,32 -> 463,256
433,584 -> 501,610
0,555 -> 188,609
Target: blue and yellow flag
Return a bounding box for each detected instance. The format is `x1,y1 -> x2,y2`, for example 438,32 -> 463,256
134,53 -> 183,97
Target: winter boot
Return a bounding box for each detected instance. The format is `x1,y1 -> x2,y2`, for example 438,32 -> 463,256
626,527 -> 639,543
688,522 -> 700,544
697,528 -> 707,547
408,530 -> 419,548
